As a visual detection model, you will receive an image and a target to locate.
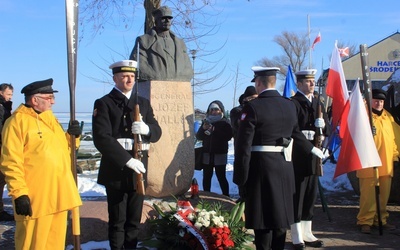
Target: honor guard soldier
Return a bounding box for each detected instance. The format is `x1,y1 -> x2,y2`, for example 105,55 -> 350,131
233,66 -> 325,250
92,60 -> 162,249
290,69 -> 330,249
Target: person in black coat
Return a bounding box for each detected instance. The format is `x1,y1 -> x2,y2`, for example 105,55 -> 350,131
230,86 -> 258,140
230,86 -> 257,201
0,83 -> 13,221
196,100 -> 233,197
92,60 -> 162,249
234,66 -> 324,250
290,69 -> 330,249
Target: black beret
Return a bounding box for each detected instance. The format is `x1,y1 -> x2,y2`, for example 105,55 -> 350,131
238,94 -> 245,105
21,78 -> 58,96
372,89 -> 387,100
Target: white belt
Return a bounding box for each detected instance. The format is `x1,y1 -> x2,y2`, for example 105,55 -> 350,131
251,145 -> 284,152
251,138 -> 293,162
141,143 -> 150,151
117,138 -> 150,151
302,130 -> 315,140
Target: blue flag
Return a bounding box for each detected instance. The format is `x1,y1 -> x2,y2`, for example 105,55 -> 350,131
283,65 -> 297,98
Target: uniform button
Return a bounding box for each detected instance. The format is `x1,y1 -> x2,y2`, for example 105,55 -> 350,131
125,128 -> 128,132
124,115 -> 126,118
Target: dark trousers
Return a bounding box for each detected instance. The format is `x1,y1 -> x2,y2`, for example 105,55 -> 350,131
202,163 -> 229,196
254,228 -> 287,250
106,186 -> 144,250
0,171 -> 6,211
293,174 -> 318,222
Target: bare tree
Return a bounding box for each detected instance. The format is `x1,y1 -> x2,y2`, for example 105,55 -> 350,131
256,31 -> 309,79
255,30 -> 359,79
228,62 -> 251,108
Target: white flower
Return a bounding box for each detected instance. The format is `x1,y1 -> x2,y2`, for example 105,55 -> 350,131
212,216 -> 221,225
187,212 -> 195,221
194,222 -> 203,229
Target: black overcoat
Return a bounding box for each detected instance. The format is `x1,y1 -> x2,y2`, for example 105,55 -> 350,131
233,90 -> 314,229
92,88 -> 162,190
291,92 -> 330,176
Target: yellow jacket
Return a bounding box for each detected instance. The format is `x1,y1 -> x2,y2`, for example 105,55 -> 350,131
0,104 -> 82,221
357,109 -> 399,178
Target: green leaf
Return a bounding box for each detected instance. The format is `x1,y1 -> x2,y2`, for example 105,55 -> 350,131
233,202 -> 245,224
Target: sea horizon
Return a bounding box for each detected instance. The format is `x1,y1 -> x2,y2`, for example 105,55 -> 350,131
56,112 -> 93,133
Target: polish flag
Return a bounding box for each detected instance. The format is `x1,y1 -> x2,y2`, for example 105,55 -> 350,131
325,42 -> 349,129
334,80 -> 381,178
338,47 -> 350,57
311,32 -> 321,49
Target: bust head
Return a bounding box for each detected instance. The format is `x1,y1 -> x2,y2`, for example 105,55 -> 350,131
153,6 -> 173,33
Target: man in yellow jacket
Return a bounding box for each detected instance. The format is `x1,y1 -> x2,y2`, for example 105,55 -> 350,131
0,79 -> 82,249
357,89 -> 399,234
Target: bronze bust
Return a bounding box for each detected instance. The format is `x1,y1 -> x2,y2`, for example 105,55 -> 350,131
130,6 -> 193,82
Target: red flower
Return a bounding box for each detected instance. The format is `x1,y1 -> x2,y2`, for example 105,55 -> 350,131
200,226 -> 235,249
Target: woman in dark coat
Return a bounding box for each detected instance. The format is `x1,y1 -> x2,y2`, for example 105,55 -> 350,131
196,100 -> 233,196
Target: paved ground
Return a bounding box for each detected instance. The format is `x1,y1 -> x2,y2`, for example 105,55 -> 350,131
1,189 -> 400,249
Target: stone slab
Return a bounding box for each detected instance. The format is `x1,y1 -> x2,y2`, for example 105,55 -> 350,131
138,81 -> 195,197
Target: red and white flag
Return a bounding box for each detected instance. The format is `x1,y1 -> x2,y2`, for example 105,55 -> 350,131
338,47 -> 350,57
311,32 -> 321,49
325,42 -> 349,129
334,80 -> 381,178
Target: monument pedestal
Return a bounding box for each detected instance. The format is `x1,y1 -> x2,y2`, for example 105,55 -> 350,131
139,81 -> 194,197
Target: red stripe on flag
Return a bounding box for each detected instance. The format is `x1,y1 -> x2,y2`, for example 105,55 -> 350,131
326,43 -> 349,130
312,32 -> 321,49
334,81 -> 381,178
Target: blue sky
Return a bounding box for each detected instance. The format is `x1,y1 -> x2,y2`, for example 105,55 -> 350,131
1,0 -> 399,113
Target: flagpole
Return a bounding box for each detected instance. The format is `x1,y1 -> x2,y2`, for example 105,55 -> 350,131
360,44 -> 383,236
65,0 -> 81,248
308,14 -> 311,69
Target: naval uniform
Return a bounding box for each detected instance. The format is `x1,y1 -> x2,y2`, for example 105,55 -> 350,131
233,89 -> 315,249
291,92 -> 330,223
93,88 -> 161,249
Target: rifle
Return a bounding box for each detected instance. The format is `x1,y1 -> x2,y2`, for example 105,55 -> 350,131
65,0 -> 80,249
314,72 -> 324,176
133,42 -> 146,195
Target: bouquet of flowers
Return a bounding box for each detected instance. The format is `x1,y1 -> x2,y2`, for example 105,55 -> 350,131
141,199 -> 254,250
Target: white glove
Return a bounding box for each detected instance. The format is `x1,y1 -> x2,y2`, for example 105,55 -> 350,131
314,118 -> 325,128
126,158 -> 146,174
311,147 -> 325,159
322,148 -> 330,158
132,121 -> 150,135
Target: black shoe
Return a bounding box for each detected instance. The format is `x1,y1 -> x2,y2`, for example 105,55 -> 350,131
0,211 -> 14,221
304,239 -> 324,248
293,243 -> 306,249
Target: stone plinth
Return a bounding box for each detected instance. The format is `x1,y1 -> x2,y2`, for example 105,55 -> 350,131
139,81 -> 194,197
